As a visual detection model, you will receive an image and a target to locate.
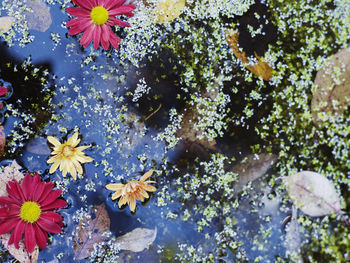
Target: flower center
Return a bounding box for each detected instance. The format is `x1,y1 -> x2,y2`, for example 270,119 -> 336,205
19,201 -> 41,223
62,145 -> 75,157
90,6 -> 109,25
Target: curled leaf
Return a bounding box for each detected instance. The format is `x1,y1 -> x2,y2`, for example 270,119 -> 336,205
283,171 -> 342,217
116,227 -> 157,252
311,47 -> 350,124
226,30 -> 273,81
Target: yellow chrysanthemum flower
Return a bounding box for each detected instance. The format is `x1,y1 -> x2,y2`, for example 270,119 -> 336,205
106,170 -> 157,212
47,132 -> 93,180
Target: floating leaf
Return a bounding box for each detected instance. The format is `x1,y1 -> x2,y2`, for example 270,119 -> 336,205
0,161 -> 39,263
283,171 -> 342,217
226,31 -> 273,81
116,227 -> 157,252
74,203 -> 111,260
311,47 -> 350,124
25,0 -> 52,32
0,16 -> 14,33
231,153 -> 278,192
154,0 -> 186,23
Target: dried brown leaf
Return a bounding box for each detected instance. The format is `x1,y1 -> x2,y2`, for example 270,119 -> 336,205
227,31 -> 273,81
74,203 -> 111,260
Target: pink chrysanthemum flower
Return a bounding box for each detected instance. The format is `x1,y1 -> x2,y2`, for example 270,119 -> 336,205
0,173 -> 67,253
66,0 -> 136,50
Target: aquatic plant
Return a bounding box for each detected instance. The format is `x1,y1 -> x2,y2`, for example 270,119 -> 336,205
47,132 -> 93,180
106,170 -> 156,212
66,0 -> 136,50
0,173 -> 67,253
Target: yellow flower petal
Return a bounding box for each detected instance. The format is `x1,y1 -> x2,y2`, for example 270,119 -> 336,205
47,136 -> 61,147
141,184 -> 157,192
49,160 -> 60,174
140,170 -> 154,182
129,196 -> 136,212
112,190 -> 122,200
106,184 -> 124,191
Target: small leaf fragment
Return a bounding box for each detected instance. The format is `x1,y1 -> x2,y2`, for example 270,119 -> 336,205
116,227 -> 157,252
283,171 -> 342,217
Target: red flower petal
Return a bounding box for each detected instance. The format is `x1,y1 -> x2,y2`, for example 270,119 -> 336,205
22,173 -> 34,200
0,196 -> 20,205
37,182 -> 54,203
13,220 -> 25,249
72,0 -> 93,10
0,86 -> 7,96
109,32 -> 121,49
12,180 -> 25,201
81,24 -> 95,48
0,217 -> 20,234
40,189 -> 62,208
106,0 -> 125,10
93,25 -> 101,50
41,199 -> 67,211
33,223 -> 47,249
111,18 -> 130,27
24,223 -> 36,253
66,7 -> 90,18
108,5 -> 135,16
37,217 -> 62,234
41,211 -> 63,223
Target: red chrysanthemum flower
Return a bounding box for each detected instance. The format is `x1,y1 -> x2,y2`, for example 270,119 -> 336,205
66,0 -> 136,50
0,173 -> 67,253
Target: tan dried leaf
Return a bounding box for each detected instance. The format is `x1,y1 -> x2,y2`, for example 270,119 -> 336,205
283,171 -> 342,217
154,0 -> 186,23
311,48 -> 350,124
0,161 -> 39,262
227,31 -> 273,81
74,203 -> 111,260
116,227 -> 157,252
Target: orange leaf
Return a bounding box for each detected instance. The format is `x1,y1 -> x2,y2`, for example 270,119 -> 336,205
226,31 -> 273,81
